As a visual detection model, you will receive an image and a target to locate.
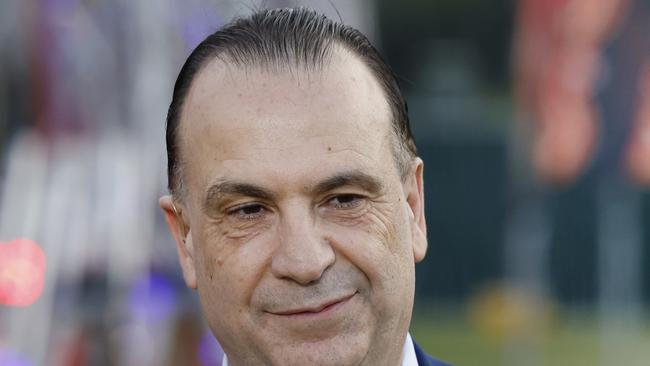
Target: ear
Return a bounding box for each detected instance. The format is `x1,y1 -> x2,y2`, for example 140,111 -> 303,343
159,195 -> 197,289
404,158 -> 428,263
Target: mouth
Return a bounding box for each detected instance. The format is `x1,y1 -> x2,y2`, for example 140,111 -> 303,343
269,292 -> 357,316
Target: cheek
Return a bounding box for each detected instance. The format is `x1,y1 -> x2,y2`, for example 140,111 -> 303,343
195,236 -> 276,349
327,202 -> 412,286
195,221 -> 275,305
329,225 -> 406,278
196,214 -> 269,273
349,200 -> 410,257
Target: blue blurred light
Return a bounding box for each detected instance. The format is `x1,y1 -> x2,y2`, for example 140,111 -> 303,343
198,330 -> 224,366
0,347 -> 33,366
128,271 -> 177,321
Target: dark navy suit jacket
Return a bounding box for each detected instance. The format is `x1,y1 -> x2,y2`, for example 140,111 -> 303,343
414,341 -> 451,366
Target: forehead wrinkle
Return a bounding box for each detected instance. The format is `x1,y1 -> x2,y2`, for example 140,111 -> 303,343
181,48 -> 396,204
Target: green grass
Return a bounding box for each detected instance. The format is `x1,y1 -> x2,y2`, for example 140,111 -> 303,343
410,304 -> 650,366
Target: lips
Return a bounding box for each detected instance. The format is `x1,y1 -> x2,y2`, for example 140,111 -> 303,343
269,292 -> 356,316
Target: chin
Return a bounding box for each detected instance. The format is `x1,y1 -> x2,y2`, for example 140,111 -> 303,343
263,332 -> 370,366
269,346 -> 364,366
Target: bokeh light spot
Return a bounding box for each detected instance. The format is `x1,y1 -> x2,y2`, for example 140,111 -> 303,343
0,238 -> 46,307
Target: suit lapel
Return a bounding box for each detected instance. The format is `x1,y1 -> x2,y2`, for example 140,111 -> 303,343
413,340 -> 452,366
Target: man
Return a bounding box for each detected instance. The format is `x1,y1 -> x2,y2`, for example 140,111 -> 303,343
159,8 -> 449,366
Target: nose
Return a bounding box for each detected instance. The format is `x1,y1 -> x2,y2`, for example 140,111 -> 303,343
270,206 -> 335,285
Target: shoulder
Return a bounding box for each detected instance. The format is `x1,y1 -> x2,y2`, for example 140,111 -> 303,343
413,340 -> 452,366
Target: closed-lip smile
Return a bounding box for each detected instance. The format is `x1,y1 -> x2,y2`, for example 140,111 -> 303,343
269,292 -> 356,316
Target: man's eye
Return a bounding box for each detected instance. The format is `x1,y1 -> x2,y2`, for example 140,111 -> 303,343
328,194 -> 364,209
228,204 -> 266,219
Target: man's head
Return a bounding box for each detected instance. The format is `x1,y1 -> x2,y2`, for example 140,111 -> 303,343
165,8 -> 417,199
160,8 -> 428,366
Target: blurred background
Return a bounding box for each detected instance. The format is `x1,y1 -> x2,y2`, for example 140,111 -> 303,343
1,0 -> 649,365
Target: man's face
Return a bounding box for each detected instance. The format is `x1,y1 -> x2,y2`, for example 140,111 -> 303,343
160,49 -> 428,366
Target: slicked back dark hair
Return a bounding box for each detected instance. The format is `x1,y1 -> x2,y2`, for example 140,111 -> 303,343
166,7 -> 417,198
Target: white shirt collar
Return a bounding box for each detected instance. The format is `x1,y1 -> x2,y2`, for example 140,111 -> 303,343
402,333 -> 419,366
222,333 -> 419,366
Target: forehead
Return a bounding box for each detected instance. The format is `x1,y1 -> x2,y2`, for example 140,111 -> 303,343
178,49 -> 395,198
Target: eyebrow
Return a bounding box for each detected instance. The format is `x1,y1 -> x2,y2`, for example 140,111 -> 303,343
311,171 -> 384,196
203,181 -> 275,213
203,170 -> 384,212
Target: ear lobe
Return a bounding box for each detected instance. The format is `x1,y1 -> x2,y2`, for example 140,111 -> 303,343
405,158 -> 428,263
159,195 -> 197,289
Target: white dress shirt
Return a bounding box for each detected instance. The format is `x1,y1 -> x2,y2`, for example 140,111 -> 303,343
222,333 -> 419,366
